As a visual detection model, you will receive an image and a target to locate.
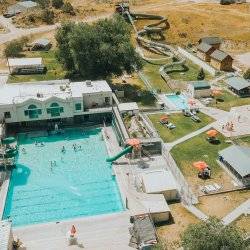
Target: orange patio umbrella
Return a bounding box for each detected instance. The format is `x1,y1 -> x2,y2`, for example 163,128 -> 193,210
206,129 -> 218,137
193,161 -> 208,171
70,225 -> 76,236
127,138 -> 140,147
188,98 -> 196,105
160,115 -> 168,121
212,89 -> 222,97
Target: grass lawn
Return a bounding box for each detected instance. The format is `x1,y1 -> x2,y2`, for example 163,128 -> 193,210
8,50 -> 66,83
148,112 -> 214,143
171,131 -> 233,193
143,62 -> 172,93
209,91 -> 250,111
167,60 -> 211,81
233,136 -> 250,147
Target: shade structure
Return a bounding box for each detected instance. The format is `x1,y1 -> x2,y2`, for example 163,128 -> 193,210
2,137 -> 16,145
127,138 -> 140,147
206,129 -> 218,137
212,89 -> 222,96
193,161 -> 208,171
160,115 -> 168,121
70,225 -> 76,235
188,98 -> 196,105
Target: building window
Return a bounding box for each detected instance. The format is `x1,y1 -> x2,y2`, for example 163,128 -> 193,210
105,97 -> 110,104
4,112 -> 11,119
24,104 -> 42,119
75,103 -> 82,111
47,102 -> 64,117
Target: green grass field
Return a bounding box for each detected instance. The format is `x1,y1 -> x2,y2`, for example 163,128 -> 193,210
143,63 -> 172,93
148,112 -> 214,142
8,50 -> 66,83
167,61 -> 211,81
171,132 -> 229,178
209,91 -> 250,111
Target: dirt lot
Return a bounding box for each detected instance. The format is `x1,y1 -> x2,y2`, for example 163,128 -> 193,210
197,189 -> 250,219
157,202 -> 199,249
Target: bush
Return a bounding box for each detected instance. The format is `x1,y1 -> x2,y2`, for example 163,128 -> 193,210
4,38 -> 27,57
197,68 -> 205,80
52,0 -> 64,9
36,0 -> 50,8
41,9 -> 54,24
243,68 -> 250,79
62,2 -> 75,15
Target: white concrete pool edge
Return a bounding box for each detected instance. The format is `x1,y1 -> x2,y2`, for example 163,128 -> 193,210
0,172 -> 11,219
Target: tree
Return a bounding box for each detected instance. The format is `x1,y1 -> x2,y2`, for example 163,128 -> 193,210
52,0 -> 64,8
56,15 -> 143,79
181,217 -> 247,250
36,0 -> 50,8
197,68 -> 205,80
4,37 -> 27,57
41,9 -> 54,24
62,2 -> 75,15
243,68 -> 250,79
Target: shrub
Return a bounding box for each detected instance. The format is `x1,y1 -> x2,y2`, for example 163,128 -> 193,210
41,9 -> 54,24
243,68 -> 250,79
62,2 -> 75,15
52,0 -> 64,9
4,38 -> 27,57
197,68 -> 205,80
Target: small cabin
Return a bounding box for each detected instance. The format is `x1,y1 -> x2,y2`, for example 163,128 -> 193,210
198,37 -> 222,50
197,43 -> 216,62
210,50 -> 233,72
187,81 -> 211,98
32,39 -> 52,51
226,77 -> 250,97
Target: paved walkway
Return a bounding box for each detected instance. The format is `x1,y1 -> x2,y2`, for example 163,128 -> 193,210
222,199 -> 250,225
199,106 -> 229,120
14,211 -> 132,250
165,122 -> 215,149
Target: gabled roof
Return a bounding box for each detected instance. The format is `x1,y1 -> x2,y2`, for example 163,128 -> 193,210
33,39 -> 51,47
226,77 -> 250,90
210,50 -> 232,62
199,36 -> 222,45
190,81 -> 211,90
219,145 -> 250,177
197,43 -> 213,53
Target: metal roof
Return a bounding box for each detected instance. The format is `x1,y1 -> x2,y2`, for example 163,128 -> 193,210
199,36 -> 222,45
210,50 -> 232,62
219,145 -> 250,177
226,77 -> 250,90
142,169 -> 177,193
33,39 -> 51,47
18,1 -> 37,8
190,80 -> 211,90
8,58 -> 43,67
197,43 -> 213,53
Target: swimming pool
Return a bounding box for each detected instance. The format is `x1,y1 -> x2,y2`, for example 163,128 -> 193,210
3,127 -> 124,226
165,94 -> 189,110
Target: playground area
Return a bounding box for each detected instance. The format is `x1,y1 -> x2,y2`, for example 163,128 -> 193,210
148,112 -> 214,142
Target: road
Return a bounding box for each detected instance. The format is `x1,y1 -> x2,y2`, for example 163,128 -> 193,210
0,13 -> 112,45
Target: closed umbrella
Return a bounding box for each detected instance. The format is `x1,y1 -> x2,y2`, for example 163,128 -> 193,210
160,115 -> 168,121
193,161 -> 207,171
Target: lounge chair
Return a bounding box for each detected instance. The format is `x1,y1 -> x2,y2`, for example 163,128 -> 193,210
191,115 -> 201,122
166,123 -> 176,129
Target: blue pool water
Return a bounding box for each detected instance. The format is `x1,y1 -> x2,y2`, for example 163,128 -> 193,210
3,128 -> 124,226
165,94 -> 189,110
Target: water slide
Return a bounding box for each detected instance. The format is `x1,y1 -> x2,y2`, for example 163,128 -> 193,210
106,145 -> 133,162
116,4 -> 186,90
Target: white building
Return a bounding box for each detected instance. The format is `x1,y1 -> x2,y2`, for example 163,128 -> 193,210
141,169 -> 178,201
0,80 -> 113,125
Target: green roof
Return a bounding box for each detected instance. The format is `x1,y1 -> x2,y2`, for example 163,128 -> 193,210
219,145 -> 250,177
190,81 -> 211,90
226,77 -> 250,90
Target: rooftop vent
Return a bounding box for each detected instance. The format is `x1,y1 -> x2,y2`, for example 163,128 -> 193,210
86,80 -> 92,87
37,93 -> 43,98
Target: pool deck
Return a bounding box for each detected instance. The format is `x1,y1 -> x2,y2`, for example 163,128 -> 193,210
13,211 -> 132,250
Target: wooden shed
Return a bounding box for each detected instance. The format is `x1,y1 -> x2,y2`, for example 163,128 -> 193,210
210,50 -> 233,71
197,43 -> 216,62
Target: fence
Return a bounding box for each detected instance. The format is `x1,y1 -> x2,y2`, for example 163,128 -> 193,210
177,47 -> 217,76
162,145 -> 198,205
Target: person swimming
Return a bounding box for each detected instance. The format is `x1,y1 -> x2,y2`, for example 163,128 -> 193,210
22,148 -> 26,154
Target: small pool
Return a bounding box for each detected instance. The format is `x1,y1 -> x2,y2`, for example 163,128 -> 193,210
165,94 -> 189,110
3,127 -> 124,226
